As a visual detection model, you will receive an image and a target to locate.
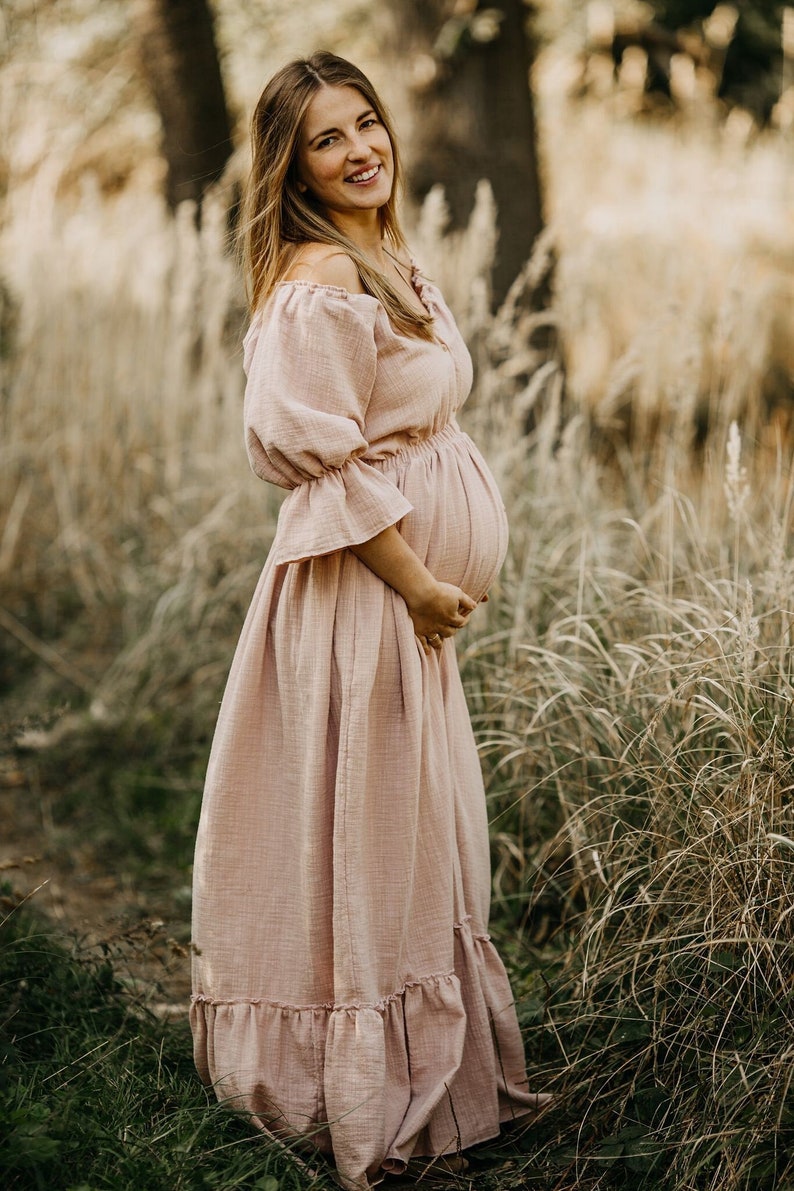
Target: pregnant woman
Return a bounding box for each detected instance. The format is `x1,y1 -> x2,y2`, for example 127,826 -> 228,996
190,51 -> 551,1191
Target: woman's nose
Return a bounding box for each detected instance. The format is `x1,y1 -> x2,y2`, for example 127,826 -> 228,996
347,132 -> 369,159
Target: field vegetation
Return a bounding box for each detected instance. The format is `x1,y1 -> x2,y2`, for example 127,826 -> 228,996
2,2 -> 794,1188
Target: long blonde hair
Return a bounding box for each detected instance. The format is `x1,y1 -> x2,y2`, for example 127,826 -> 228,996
241,52 -> 434,340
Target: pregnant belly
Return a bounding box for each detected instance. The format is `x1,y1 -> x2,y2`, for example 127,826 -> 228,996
383,429 -> 509,603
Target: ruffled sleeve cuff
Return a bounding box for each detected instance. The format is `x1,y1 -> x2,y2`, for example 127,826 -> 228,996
269,457 -> 413,566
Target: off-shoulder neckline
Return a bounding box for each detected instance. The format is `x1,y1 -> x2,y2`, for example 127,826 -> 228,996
274,279 -> 378,302
245,266 -> 443,354
244,267 -> 450,356
271,260 -> 435,315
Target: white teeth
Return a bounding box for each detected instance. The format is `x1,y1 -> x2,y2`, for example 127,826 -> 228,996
347,165 -> 379,183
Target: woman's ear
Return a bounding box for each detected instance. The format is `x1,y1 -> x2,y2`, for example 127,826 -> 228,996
297,181 -> 308,194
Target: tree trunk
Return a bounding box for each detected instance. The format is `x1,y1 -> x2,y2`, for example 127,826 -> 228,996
389,0 -> 544,305
135,0 -> 233,210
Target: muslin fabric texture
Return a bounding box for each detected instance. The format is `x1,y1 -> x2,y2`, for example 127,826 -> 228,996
190,271 -> 542,1190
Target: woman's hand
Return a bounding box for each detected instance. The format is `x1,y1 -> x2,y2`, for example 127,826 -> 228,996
349,525 -> 485,654
406,580 -> 477,654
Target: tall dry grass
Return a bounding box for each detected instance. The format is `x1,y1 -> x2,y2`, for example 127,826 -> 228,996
450,91 -> 794,1176
460,356 -> 794,1184
535,43 -> 794,459
1,16 -> 794,1187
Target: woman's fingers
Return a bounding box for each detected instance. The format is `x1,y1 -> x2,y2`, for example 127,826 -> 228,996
413,583 -> 486,650
427,623 -> 458,647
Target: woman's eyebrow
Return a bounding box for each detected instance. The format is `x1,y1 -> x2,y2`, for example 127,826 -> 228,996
308,110 -> 376,145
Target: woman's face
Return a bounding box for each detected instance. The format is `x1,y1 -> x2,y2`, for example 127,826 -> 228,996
296,84 -> 394,224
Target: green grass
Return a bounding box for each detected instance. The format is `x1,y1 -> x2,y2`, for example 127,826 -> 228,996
0,900 -> 333,1190
0,896 -> 566,1190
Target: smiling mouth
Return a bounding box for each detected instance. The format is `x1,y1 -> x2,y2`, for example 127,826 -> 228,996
346,164 -> 380,184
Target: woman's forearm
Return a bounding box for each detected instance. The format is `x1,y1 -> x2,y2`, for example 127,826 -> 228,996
350,525 -> 436,607
350,525 -> 477,651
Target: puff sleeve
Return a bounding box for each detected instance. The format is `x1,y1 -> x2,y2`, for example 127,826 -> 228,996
243,283 -> 413,566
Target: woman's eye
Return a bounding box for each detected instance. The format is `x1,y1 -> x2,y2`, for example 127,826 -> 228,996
360,118 -> 377,130
317,135 -> 336,149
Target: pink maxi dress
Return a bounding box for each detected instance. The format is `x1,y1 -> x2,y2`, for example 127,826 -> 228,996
190,268 -> 541,1190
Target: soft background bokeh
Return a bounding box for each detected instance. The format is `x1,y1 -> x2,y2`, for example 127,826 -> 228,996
1,2 -> 793,1188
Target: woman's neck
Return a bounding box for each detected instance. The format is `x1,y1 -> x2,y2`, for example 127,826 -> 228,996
329,210 -> 388,270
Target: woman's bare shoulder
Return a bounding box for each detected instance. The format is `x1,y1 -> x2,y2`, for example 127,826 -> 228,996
281,245 -> 364,293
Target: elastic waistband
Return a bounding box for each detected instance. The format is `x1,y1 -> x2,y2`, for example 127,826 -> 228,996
368,421 -> 467,471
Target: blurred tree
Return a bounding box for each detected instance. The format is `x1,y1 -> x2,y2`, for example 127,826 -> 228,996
387,0 -> 543,306
653,0 -> 782,118
134,0 -> 233,209
607,1 -> 784,120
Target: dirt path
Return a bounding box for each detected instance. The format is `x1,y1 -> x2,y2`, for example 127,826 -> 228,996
0,745 -> 192,1014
